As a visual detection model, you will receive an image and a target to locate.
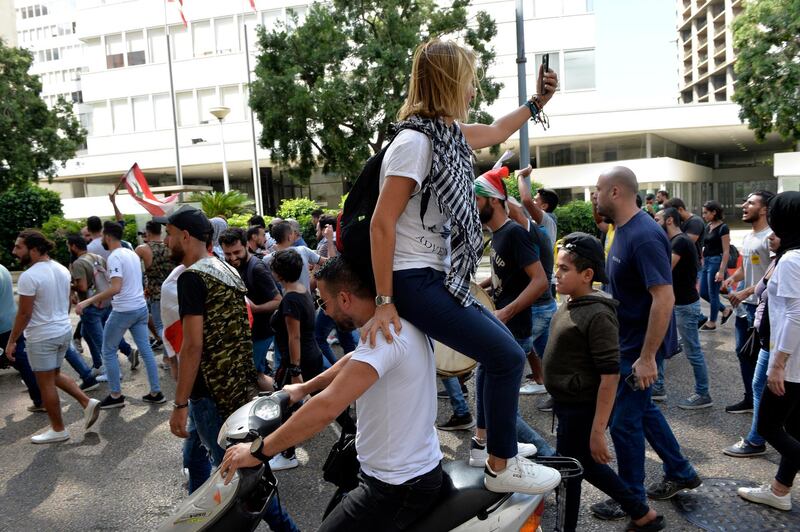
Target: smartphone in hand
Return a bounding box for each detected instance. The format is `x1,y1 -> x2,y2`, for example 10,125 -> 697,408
625,371 -> 640,391
540,53 -> 550,96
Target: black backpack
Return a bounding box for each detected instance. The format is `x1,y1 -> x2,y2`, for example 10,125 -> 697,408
336,125 -> 423,280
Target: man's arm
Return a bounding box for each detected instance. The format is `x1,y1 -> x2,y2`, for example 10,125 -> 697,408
169,314 -> 203,438
634,284 -> 674,387
590,373 -> 619,464
249,293 -> 281,314
4,295 -> 34,359
518,172 -> 544,224
109,192 -> 124,222
136,244 -> 153,269
76,277 -> 122,313
670,253 -> 680,270
495,261 -> 547,323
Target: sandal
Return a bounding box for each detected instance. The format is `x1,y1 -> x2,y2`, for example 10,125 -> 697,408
627,515 -> 665,532
720,307 -> 733,325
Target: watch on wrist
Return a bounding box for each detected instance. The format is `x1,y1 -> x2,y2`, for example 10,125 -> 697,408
250,436 -> 269,462
375,295 -> 395,306
172,401 -> 188,409
288,365 -> 303,377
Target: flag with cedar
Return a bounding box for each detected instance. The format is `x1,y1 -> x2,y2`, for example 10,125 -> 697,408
120,163 -> 179,216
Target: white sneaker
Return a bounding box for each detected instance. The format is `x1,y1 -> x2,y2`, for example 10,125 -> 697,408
95,374 -> 108,382
519,380 -> 547,395
269,453 -> 298,471
484,456 -> 561,495
31,429 -> 70,444
91,366 -> 105,377
469,438 -> 538,467
738,484 -> 792,511
84,398 -> 100,430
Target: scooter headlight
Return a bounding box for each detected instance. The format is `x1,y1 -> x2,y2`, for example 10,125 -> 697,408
251,397 -> 281,421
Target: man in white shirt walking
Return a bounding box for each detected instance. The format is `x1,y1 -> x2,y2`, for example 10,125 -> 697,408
5,231 -> 100,443
76,222 -> 164,409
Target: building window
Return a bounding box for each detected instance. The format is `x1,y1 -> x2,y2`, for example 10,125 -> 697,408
71,91 -> 83,104
214,17 -> 237,54
564,49 -> 595,90
197,88 -> 217,123
34,5 -> 41,17
53,48 -> 60,60
193,20 -> 213,57
221,85 -> 243,121
534,52 -> 561,90
286,6 -> 308,29
132,96 -> 153,131
176,91 -> 196,126
126,31 -> 146,66
21,8 -> 27,19
148,27 -> 167,64
111,98 -> 133,133
170,24 -> 191,60
106,34 -> 125,69
153,93 -> 172,130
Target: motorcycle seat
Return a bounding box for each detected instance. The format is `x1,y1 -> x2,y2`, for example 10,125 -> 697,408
407,461 -> 506,531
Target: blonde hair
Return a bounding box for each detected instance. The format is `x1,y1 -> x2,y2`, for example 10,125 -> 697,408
397,39 -> 477,122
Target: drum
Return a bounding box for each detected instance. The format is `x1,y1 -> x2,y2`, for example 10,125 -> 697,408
434,282 -> 493,378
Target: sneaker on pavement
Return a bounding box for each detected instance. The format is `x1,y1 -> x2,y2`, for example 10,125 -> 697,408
95,373 -> 108,383
469,438 -> 537,467
437,413 -> 476,431
537,396 -> 554,412
142,392 -> 167,404
150,338 -> 163,351
91,366 -> 105,377
590,499 -> 627,520
677,393 -> 713,410
737,484 -> 792,511
697,316 -> 708,330
626,515 -> 666,532
484,456 -> 561,495
72,340 -> 84,354
520,380 -> 547,395
437,389 -> 449,400
646,475 -> 702,500
651,386 -> 666,402
723,438 -> 767,458
129,349 -> 140,370
80,379 -> 100,392
84,398 -> 100,430
269,453 -> 298,471
31,429 -> 70,444
27,404 -> 46,413
98,394 -> 126,409
725,399 -> 753,414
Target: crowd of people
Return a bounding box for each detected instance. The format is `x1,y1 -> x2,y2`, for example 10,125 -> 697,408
1,38 -> 799,532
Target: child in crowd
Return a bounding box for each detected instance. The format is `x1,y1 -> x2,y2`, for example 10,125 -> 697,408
543,232 -> 664,532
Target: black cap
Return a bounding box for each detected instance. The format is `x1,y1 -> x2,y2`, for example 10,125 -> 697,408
560,232 -> 609,284
153,205 -> 213,241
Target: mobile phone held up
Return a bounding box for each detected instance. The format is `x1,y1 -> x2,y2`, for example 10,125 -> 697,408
540,53 -> 550,96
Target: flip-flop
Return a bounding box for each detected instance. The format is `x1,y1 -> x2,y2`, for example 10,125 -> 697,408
626,515 -> 665,532
721,308 -> 733,325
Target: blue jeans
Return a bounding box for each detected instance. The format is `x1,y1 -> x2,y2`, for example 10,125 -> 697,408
441,376 -> 470,417
531,300 -> 557,357
517,413 -> 556,456
82,304 -> 132,369
611,357 -> 697,503
393,268 -> 525,459
699,255 -> 724,323
252,336 -> 274,374
656,301 -> 709,397
746,348 -> 770,447
101,306 -> 160,395
65,344 -> 95,383
183,407 -> 212,494
190,396 -> 299,532
149,299 -> 163,338
734,303 -> 757,402
315,309 -> 358,369
0,333 -> 41,407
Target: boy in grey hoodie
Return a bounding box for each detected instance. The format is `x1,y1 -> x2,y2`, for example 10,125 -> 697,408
544,233 -> 664,532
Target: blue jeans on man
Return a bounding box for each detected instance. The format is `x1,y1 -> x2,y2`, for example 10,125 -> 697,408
101,306 -> 160,395
734,303 -> 757,403
252,336 -> 274,375
655,301 -> 710,397
441,376 -> 470,417
149,299 -> 163,339
611,357 -> 698,503
0,333 -> 42,407
746,348 -> 771,447
81,304 -> 132,369
531,300 -> 557,357
315,309 -> 358,369
699,255 -> 724,323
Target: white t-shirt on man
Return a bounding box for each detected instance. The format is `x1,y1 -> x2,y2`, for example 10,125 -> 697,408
87,237 -> 110,261
350,318 -> 442,485
16,260 -> 72,343
107,247 -> 147,312
380,129 -> 451,273
768,249 -> 800,383
740,226 -> 772,306
263,246 -> 321,293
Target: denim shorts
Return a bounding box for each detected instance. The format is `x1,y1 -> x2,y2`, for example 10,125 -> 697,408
26,331 -> 72,372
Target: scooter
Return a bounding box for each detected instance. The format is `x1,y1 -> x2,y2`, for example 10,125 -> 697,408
158,391 -> 582,532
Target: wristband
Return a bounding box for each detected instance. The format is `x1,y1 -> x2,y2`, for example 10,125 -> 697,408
525,99 -> 540,119
172,401 -> 189,409
288,365 -> 303,377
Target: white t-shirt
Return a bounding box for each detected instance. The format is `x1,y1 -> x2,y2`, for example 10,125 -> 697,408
263,246 -> 321,292
16,260 -> 73,343
87,237 -> 110,261
107,247 -> 147,312
350,319 -> 442,484
538,212 -> 557,247
768,249 -> 800,383
740,227 -> 772,306
380,129 -> 451,273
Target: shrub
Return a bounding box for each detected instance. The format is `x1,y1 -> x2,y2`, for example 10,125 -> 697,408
121,215 -> 138,245
0,184 -> 63,268
553,201 -> 599,240
41,215 -> 83,266
227,213 -> 253,229
276,197 -> 321,220
190,190 -> 254,219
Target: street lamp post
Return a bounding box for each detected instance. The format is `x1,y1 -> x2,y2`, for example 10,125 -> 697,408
210,106 -> 231,193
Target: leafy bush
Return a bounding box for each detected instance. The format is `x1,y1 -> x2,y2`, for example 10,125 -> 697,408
553,201 -> 599,240
503,174 -> 543,202
338,193 -> 348,209
41,215 -> 83,266
227,213 -> 252,229
276,197 -> 321,220
0,184 -> 63,268
121,215 -> 138,245
190,190 -> 254,219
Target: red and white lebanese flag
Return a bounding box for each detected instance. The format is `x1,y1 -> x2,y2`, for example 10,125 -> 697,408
167,0 -> 187,26
121,163 -> 179,217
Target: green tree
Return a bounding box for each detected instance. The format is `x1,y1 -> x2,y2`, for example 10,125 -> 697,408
554,201 -> 599,240
250,0 -> 501,184
732,0 -> 800,143
0,184 -> 63,268
0,40 -> 86,190
189,190 -> 254,219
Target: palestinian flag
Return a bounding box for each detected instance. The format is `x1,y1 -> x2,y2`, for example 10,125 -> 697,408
121,163 -> 179,216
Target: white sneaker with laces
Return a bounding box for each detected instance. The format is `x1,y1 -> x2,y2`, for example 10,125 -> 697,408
84,398 -> 100,430
31,429 -> 70,444
469,439 -> 538,467
95,374 -> 108,382
484,456 -> 561,495
519,380 -> 547,395
269,454 -> 299,471
738,484 -> 792,511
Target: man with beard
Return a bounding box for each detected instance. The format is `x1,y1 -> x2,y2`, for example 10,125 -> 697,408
591,167 -> 700,520
6,231 -> 100,443
75,222 -> 163,409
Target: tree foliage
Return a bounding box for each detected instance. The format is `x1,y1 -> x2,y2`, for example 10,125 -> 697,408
0,40 -> 86,190
189,190 -> 254,219
554,201 -> 599,240
250,0 -> 501,183
732,0 -> 800,143
0,184 -> 63,268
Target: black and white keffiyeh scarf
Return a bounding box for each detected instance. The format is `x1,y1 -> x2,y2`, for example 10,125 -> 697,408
395,115 -> 483,307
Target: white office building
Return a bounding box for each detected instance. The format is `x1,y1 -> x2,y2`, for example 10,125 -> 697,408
13,0 -> 799,218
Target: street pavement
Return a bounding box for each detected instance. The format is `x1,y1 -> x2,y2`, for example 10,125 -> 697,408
0,297 -> 795,531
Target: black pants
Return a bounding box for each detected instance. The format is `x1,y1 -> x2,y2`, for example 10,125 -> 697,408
319,462 -> 442,532
757,381 -> 800,487
554,401 -> 649,532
